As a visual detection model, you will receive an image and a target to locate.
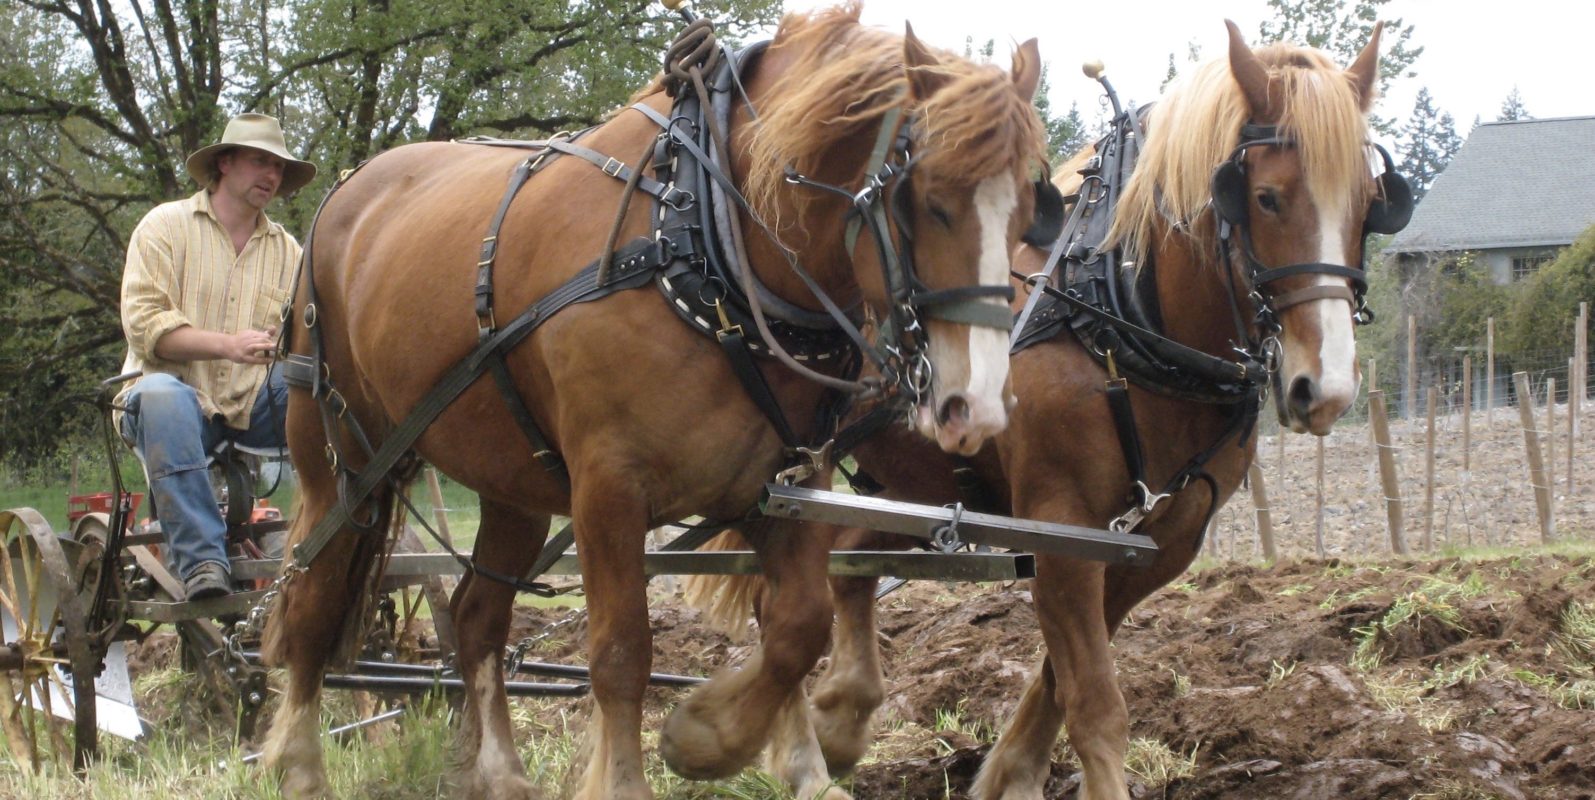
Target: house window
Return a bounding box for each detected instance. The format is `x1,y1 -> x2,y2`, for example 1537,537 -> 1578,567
1512,254 -> 1553,281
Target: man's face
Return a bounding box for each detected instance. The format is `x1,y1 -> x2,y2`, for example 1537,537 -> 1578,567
217,148 -> 286,211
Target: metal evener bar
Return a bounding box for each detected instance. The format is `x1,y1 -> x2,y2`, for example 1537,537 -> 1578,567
760,484 -> 1158,565
228,550 -> 1034,582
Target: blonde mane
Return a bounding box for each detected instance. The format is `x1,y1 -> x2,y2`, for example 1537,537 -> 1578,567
1107,42 -> 1376,261
742,2 -> 1046,227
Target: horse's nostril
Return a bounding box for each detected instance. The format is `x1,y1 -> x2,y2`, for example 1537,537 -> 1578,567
1287,375 -> 1317,417
938,394 -> 971,427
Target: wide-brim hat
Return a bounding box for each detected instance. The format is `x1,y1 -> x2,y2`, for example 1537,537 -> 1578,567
185,113 -> 317,196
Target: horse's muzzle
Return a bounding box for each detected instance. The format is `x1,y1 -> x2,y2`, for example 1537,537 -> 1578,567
917,391 -> 1008,455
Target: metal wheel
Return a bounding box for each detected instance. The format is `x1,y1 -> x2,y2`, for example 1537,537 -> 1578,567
0,508 -> 101,772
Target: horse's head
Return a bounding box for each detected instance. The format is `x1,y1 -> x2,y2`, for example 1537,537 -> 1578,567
1115,21 -> 1411,436
742,6 -> 1051,455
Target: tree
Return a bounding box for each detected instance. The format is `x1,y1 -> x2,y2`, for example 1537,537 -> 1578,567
1257,0 -> 1423,135
1396,87 -> 1461,201
1497,86 -> 1531,121
1502,224 -> 1595,359
1033,65 -> 1090,162
0,0 -> 781,466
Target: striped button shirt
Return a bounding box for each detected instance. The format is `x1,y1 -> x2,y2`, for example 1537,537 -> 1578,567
119,189 -> 301,429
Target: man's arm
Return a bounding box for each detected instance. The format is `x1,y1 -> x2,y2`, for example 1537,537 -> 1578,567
154,324 -> 277,364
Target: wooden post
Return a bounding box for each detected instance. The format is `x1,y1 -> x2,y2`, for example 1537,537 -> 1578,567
1424,386 -> 1438,551
425,467 -> 454,545
1407,314 -> 1418,420
1247,462 -> 1277,562
1368,357 -> 1378,397
1276,430 -> 1285,505
1486,317 -> 1496,427
1578,302 -> 1589,429
1315,436 -> 1326,559
1461,355 -> 1473,472
1513,372 -> 1555,542
1547,378 -> 1557,499
1569,357 -> 1578,496
1369,390 -> 1408,555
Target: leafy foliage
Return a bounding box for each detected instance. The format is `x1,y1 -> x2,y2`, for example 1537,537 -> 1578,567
1500,223 -> 1595,359
0,0 -> 780,467
1362,246 -> 1513,397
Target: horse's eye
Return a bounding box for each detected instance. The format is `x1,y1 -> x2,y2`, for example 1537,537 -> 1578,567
927,203 -> 953,228
1256,190 -> 1281,214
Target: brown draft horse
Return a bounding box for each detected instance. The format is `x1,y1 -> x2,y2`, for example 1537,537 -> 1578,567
258,5 -> 1049,799
689,21 -> 1397,800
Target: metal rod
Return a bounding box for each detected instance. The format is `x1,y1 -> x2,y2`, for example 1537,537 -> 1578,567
234,651 -> 706,688
239,707 -> 408,765
318,673 -> 588,697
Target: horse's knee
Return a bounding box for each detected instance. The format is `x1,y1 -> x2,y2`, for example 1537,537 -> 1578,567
760,596 -> 832,684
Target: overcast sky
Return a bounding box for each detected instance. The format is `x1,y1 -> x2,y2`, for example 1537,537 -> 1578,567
774,0 -> 1592,149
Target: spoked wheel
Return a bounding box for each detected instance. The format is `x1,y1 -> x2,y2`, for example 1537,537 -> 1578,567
0,508 -> 101,773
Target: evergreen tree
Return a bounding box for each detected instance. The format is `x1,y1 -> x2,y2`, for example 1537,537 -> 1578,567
1497,86 -> 1531,121
1033,64 -> 1090,162
1397,87 -> 1461,201
1258,0 -> 1423,135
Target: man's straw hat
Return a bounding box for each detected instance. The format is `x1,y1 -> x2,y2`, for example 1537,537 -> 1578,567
185,113 -> 317,196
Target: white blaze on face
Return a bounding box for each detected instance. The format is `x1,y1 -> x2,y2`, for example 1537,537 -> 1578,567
919,172 -> 1016,453
1310,198 -> 1360,403
966,173 -> 1018,404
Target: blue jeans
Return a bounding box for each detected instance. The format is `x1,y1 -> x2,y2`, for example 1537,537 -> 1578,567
119,369 -> 287,581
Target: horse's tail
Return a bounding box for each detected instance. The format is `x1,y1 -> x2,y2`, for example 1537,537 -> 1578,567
681,530 -> 764,641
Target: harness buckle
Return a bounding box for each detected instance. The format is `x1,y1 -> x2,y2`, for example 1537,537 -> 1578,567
774,440 -> 834,487
601,157 -> 624,178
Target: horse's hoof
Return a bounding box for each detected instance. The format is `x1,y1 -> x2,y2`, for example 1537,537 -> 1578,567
658,701 -> 761,780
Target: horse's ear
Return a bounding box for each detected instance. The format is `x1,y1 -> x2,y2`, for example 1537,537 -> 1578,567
1011,38 -> 1042,100
1225,19 -> 1273,120
1346,21 -> 1385,112
903,23 -> 951,100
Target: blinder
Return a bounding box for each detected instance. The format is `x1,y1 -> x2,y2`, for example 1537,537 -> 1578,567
1209,130 -> 1414,237
1363,143 -> 1413,235
1022,177 -> 1067,247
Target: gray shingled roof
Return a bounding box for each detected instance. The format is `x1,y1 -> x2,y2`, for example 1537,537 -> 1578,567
1386,116 -> 1595,254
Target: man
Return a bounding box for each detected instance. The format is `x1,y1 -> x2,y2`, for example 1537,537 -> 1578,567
118,113 -> 316,600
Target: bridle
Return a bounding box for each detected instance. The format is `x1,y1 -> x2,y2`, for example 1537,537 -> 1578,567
1211,123 -> 1415,355
781,101 -> 1024,404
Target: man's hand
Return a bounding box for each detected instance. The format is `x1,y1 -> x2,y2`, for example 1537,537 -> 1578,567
225,327 -> 279,364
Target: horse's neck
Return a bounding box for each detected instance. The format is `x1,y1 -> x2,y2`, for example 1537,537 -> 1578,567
1149,229 -> 1244,359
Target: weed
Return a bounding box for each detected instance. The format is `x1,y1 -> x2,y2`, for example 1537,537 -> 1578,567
1124,737 -> 1197,784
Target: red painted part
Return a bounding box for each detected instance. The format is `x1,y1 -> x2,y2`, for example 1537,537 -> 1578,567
67,492 -> 143,523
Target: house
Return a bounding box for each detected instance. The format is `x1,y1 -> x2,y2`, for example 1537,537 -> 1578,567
1385,115 -> 1595,284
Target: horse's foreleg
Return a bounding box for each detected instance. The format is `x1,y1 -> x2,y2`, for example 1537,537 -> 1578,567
808,570 -> 886,775
765,688 -> 852,800
451,499 -> 549,799
660,515 -> 835,781
570,480 -> 652,800
971,654 -> 1062,800
261,470 -> 387,796
1037,557 -> 1129,800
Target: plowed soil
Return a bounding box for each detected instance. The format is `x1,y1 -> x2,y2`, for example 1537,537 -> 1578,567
511,550 -> 1595,799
